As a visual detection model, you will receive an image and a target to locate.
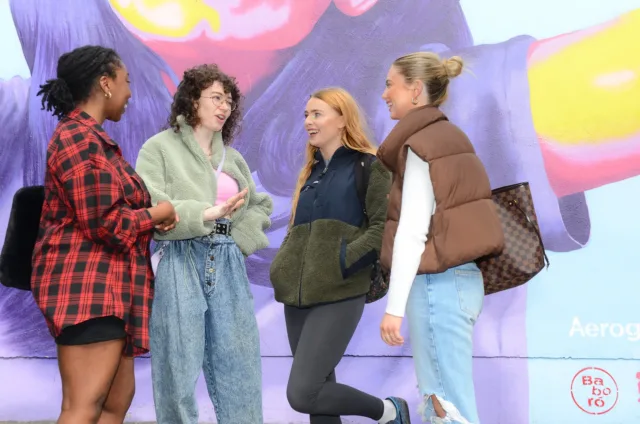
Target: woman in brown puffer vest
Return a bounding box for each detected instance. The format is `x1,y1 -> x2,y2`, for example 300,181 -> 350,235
376,51 -> 504,424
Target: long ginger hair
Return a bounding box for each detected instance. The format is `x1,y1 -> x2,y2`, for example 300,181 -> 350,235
289,87 -> 377,225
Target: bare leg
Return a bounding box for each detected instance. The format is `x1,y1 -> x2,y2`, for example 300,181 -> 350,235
98,356 -> 135,424
430,395 -> 447,418
57,339 -> 125,424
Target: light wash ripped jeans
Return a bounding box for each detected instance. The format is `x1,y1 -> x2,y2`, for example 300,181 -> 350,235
406,262 -> 484,424
149,221 -> 263,424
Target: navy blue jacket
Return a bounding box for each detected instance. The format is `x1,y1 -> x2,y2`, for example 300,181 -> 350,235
294,147 -> 365,229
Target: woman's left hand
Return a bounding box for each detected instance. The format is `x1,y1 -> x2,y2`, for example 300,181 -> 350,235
380,313 -> 404,346
204,188 -> 248,221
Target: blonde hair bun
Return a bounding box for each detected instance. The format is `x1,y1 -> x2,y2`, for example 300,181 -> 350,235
442,56 -> 463,78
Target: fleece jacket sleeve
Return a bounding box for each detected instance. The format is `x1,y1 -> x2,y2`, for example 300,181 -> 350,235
342,159 -> 391,277
135,140 -> 214,240
229,155 -> 274,256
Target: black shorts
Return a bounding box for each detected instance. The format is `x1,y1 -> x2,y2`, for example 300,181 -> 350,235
55,316 -> 127,346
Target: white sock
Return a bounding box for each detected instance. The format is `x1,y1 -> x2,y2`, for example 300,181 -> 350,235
378,399 -> 397,423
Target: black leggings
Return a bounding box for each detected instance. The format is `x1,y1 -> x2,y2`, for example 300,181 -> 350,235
285,295 -> 384,423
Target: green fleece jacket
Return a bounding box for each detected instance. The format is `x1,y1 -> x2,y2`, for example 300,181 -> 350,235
270,148 -> 390,307
135,116 -> 273,256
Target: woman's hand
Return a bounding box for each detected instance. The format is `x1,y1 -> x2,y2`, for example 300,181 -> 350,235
380,313 -> 404,346
155,214 -> 179,233
204,188 -> 249,221
149,200 -> 179,232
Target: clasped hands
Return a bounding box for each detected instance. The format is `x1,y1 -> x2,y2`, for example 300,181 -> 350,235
153,188 -> 248,234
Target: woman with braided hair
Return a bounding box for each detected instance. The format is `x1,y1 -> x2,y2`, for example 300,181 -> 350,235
31,45 -> 178,424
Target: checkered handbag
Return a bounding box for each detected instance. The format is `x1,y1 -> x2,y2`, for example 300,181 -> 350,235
476,182 -> 549,295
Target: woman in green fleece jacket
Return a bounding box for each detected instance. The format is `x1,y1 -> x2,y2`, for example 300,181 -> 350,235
135,64 -> 272,424
269,87 -> 411,424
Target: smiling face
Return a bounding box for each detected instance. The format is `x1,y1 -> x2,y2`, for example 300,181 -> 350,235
196,81 -> 234,132
381,65 -> 417,121
101,64 -> 132,122
304,97 -> 345,151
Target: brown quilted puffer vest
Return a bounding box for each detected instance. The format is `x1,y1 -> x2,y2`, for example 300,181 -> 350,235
376,105 -> 504,274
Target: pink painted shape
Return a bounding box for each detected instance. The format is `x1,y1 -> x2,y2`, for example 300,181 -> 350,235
118,0 -> 333,49
114,0 -> 379,48
540,131 -> 640,163
538,135 -> 640,197
231,0 -> 290,14
334,0 -> 379,16
527,19 -> 618,67
145,35 -> 287,93
204,0 -> 331,49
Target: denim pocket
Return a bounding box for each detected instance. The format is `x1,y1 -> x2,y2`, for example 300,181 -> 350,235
454,267 -> 484,322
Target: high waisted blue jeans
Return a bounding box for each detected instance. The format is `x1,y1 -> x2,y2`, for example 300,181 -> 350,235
407,262 -> 484,424
149,228 -> 262,424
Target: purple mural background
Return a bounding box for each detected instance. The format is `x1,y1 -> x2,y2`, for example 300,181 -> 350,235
1,0 -> 639,422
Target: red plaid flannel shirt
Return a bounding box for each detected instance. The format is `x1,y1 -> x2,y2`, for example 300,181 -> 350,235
31,109 -> 155,356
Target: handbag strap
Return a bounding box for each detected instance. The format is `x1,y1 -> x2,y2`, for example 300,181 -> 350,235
510,199 -> 550,268
215,147 -> 226,179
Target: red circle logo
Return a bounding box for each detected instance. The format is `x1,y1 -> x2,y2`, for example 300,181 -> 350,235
571,367 -> 619,415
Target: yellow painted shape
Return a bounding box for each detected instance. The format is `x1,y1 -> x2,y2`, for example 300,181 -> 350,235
529,9 -> 640,144
109,0 -> 220,38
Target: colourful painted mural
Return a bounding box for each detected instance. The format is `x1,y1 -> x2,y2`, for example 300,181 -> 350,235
0,0 -> 639,422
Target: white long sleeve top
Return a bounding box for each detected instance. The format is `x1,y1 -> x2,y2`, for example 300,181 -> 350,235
385,148 -> 436,317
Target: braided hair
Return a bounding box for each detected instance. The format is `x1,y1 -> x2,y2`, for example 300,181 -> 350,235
37,45 -> 123,120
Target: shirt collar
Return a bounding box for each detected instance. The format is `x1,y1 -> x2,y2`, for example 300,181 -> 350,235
66,108 -> 117,146
313,145 -> 359,166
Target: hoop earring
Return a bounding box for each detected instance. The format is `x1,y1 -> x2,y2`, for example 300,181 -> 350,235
105,92 -> 112,99
411,97 -> 418,105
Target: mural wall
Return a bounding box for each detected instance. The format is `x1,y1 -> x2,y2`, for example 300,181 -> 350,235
1,0 -> 639,422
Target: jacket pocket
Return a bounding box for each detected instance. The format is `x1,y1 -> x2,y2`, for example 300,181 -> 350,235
339,238 -> 348,279
269,228 -> 306,302
341,238 -> 378,279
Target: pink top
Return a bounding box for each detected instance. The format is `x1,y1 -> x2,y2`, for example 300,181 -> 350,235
215,171 -> 240,206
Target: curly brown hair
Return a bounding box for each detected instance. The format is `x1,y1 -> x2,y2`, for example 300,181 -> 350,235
168,64 -> 242,145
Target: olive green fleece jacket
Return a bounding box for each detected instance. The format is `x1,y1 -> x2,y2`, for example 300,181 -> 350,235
270,159 -> 390,307
135,116 -> 273,256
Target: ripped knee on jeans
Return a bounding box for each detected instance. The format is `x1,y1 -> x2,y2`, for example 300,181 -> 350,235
418,394 -> 472,424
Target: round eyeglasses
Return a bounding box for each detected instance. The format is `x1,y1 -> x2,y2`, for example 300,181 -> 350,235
201,94 -> 237,112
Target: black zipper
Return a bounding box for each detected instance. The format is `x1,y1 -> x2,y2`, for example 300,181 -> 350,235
297,164 -> 329,307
